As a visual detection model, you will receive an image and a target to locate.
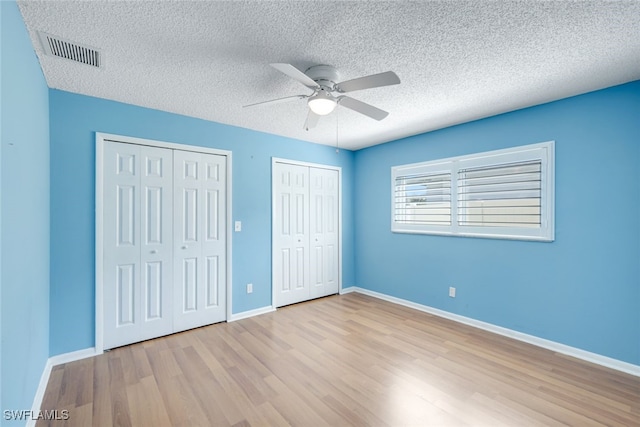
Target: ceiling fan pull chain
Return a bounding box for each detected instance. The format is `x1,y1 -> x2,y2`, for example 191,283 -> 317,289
336,110 -> 340,153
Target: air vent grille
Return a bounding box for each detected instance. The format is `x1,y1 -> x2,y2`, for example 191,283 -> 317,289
38,32 -> 102,68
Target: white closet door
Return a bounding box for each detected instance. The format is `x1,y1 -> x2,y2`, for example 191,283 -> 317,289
309,167 -> 340,298
173,150 -> 227,331
274,163 -> 310,307
103,142 -> 173,349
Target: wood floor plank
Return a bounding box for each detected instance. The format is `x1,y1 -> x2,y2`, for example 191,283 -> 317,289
116,346 -> 140,386
107,355 -> 133,427
177,371 -> 231,425
126,376 -> 171,427
40,365 -> 64,412
263,374 -> 336,427
244,401 -> 291,426
145,346 -> 183,379
69,403 -> 93,427
37,293 -> 640,426
91,354 -> 113,427
153,370 -> 210,427
55,364 -> 79,409
129,343 -> 153,380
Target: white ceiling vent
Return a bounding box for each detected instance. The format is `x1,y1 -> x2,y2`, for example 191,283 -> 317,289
38,32 -> 102,68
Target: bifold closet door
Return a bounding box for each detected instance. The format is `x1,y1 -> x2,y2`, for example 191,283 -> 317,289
173,150 -> 227,332
103,141 -> 227,349
274,162 -> 339,307
103,141 -> 173,349
273,163 -> 310,307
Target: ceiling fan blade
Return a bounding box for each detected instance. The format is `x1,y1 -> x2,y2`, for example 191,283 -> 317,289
304,110 -> 320,131
243,94 -> 307,108
338,96 -> 389,121
270,63 -> 319,90
335,71 -> 400,93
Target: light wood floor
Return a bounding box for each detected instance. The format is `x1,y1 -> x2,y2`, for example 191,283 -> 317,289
38,293 -> 639,426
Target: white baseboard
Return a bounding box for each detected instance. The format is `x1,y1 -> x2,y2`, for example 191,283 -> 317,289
48,347 -> 100,366
27,359 -> 53,427
227,305 -> 276,322
348,287 -> 640,377
28,347 -> 99,427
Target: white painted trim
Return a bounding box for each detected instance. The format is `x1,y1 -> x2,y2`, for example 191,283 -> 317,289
338,167 -> 343,296
95,136 -> 105,353
48,347 -> 99,366
225,145 -> 233,321
95,132 -> 233,352
348,287 -> 640,377
272,157 -> 341,171
271,158 -> 343,308
29,348 -> 99,427
28,359 -> 53,427
227,305 -> 276,322
96,132 -> 232,157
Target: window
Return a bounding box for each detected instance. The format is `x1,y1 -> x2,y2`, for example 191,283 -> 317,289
392,141 -> 554,241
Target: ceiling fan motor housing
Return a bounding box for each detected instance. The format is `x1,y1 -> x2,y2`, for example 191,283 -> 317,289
304,65 -> 340,90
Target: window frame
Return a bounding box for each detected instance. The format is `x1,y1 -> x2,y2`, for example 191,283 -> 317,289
391,141 -> 555,241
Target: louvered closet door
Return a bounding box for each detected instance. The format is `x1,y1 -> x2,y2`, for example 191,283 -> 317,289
274,163 -> 310,307
309,167 -> 339,298
103,142 -> 173,349
173,150 -> 227,332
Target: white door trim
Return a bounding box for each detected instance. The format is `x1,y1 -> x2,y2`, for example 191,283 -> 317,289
271,157 -> 342,309
95,132 -> 233,353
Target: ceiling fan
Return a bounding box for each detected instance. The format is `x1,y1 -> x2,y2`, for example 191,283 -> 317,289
244,63 -> 400,130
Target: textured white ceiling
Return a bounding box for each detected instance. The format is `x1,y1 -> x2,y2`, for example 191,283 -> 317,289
17,1 -> 640,150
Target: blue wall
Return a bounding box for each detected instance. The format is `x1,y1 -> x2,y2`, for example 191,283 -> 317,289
49,90 -> 355,356
354,81 -> 640,365
1,1 -> 51,422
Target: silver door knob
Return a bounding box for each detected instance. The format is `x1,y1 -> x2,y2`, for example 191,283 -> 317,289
151,250 -> 158,254
181,245 -> 188,249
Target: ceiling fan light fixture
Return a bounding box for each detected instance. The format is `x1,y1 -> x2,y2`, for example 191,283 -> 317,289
308,91 -> 336,115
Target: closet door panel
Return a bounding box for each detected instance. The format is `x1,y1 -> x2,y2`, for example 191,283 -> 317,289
274,163 -> 310,307
173,151 -> 226,331
174,152 -> 200,326
139,146 -> 173,340
140,147 -> 173,339
104,142 -> 142,349
202,156 -> 226,314
310,167 -> 340,298
103,142 -> 173,349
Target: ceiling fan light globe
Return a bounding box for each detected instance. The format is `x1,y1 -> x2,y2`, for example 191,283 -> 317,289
308,97 -> 336,116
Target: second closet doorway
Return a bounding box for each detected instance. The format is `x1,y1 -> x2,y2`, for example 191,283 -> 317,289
272,159 -> 341,308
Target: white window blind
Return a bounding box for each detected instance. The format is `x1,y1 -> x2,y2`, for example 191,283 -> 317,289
394,171 -> 451,226
391,141 -> 554,241
457,160 -> 542,228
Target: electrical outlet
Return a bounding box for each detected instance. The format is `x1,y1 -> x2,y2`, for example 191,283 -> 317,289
449,286 -> 456,298
235,221 -> 242,232
247,283 -> 253,294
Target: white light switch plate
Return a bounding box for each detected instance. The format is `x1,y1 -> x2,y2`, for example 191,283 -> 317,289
235,221 -> 242,232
